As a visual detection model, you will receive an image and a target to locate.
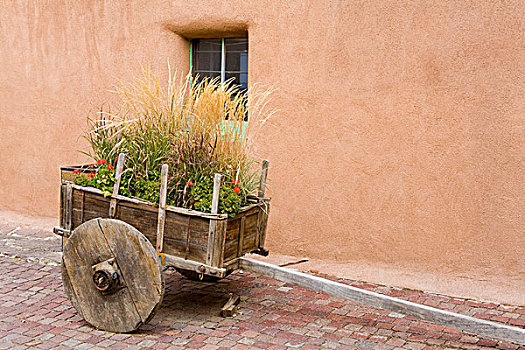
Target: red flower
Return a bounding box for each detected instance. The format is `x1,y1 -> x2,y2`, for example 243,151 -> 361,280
115,156 -> 119,163
233,186 -> 240,194
89,164 -> 94,169
73,169 -> 80,174
231,179 -> 240,184
186,180 -> 194,186
107,164 -> 114,170
87,172 -> 96,178
98,159 -> 106,164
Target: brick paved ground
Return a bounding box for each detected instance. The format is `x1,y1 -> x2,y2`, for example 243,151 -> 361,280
1,221 -> 524,349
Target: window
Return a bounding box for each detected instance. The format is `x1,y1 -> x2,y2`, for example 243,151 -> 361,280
190,37 -> 248,92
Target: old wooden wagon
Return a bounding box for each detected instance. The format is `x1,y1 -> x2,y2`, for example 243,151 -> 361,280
54,154 -> 270,332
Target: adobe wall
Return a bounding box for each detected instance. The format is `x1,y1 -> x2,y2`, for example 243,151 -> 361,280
1,1 -> 523,303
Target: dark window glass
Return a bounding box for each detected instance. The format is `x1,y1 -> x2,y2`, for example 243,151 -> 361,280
192,39 -> 222,81
225,38 -> 248,52
194,39 -> 222,52
194,52 -> 221,72
191,37 -> 248,91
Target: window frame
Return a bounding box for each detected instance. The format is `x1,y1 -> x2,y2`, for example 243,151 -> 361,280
189,37 -> 248,89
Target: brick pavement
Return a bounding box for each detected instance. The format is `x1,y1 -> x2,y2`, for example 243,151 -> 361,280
0,221 -> 524,349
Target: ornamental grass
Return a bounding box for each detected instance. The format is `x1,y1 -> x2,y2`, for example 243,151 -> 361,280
75,64 -> 274,215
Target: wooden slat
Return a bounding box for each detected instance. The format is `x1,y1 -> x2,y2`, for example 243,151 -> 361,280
184,216 -> 191,260
219,219 -> 228,267
255,210 -> 261,249
70,190 -> 210,262
221,294 -> 240,317
240,258 -> 525,345
258,160 -> 269,198
258,200 -> 270,249
109,153 -> 125,218
65,183 -> 73,234
237,216 -> 245,258
80,191 -> 85,224
156,164 -> 168,252
71,184 -> 227,219
59,183 -> 66,229
206,174 -> 222,265
211,220 -> 225,267
162,253 -> 227,277
241,213 -> 258,252
223,258 -> 240,271
224,205 -> 268,262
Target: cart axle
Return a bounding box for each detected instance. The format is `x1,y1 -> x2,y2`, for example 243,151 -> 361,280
91,258 -> 123,294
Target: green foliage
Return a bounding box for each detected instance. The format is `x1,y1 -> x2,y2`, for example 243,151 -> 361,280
134,171 -> 161,203
73,163 -> 115,197
190,177 -> 241,216
76,65 -> 273,215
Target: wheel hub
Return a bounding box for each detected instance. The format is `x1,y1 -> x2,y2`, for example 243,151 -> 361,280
92,258 -> 122,294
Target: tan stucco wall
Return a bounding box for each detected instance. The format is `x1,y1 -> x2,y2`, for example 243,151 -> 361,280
1,1 -> 523,304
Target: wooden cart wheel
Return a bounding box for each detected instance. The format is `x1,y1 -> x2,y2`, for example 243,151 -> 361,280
62,218 -> 164,333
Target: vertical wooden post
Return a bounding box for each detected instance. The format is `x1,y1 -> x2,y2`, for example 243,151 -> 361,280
237,216 -> 246,258
65,183 -> 73,233
257,160 -> 270,249
156,164 -> 169,252
258,160 -> 269,198
207,174 -> 222,265
109,153 -> 125,218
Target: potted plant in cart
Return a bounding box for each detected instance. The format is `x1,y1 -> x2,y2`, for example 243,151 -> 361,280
54,66 -> 274,332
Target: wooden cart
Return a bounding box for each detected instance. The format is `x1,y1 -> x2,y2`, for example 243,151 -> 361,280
54,154 -> 270,332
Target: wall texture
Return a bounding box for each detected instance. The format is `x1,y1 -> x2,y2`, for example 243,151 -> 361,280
1,1 -> 523,303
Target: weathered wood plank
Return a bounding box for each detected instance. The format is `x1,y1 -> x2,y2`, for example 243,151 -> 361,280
71,184 -> 228,219
65,183 -> 73,234
161,254 -> 227,278
221,294 -> 240,317
59,184 -> 66,229
241,213 -> 258,252
258,200 -> 270,249
258,160 -> 269,198
223,205 -> 267,262
237,216 -> 246,259
211,220 -> 225,267
80,191 -> 85,224
156,164 -> 168,252
206,174 -> 222,265
65,180 -> 269,267
109,153 -> 125,218
219,219 -> 228,267
70,190 -> 210,262
184,216 -> 191,260
223,258 -> 240,271
240,258 -> 525,345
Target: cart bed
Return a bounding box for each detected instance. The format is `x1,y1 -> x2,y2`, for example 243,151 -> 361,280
58,166 -> 270,277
